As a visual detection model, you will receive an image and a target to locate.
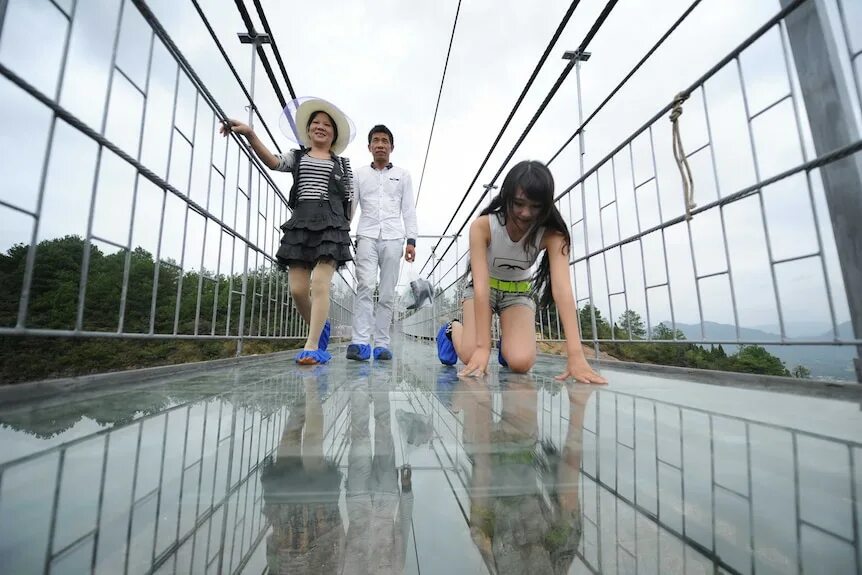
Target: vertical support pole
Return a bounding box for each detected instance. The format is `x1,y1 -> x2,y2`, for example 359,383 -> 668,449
482,183 -> 498,344
455,234 -> 460,283
781,0 -> 862,381
482,183 -> 498,204
235,31 -> 271,356
0,0 -> 9,37
564,50 -> 597,357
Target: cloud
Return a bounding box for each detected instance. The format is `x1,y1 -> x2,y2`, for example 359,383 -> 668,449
0,0 -> 855,333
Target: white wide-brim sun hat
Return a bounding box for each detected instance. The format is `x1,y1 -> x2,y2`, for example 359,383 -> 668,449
279,96 -> 355,155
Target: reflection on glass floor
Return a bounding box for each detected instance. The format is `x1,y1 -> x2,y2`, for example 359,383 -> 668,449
0,338 -> 860,574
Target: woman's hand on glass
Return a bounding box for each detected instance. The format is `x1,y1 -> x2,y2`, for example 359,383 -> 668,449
459,347 -> 490,377
555,354 -> 607,384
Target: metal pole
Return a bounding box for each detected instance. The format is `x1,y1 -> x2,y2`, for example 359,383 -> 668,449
431,248 -> 437,338
235,31 -> 271,356
482,183 -> 499,341
0,0 -> 8,36
455,234 -> 460,283
564,50 -> 598,358
780,0 -> 862,381
483,183 -> 498,211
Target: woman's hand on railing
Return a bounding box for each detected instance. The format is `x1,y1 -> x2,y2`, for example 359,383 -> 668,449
220,118 -> 253,137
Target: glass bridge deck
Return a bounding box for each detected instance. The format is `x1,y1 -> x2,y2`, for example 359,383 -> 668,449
0,337 -> 859,574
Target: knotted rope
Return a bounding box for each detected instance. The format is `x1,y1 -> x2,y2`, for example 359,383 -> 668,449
670,91 -> 696,220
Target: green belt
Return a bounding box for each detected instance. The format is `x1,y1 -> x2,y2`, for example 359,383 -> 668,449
488,277 -> 532,294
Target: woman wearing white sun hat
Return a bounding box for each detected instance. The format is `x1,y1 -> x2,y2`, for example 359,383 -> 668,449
221,97 -> 356,365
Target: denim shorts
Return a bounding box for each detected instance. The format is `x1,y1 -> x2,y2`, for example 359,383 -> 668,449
462,283 -> 536,314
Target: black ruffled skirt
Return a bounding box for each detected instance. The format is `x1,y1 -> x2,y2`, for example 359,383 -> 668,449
276,200 -> 353,269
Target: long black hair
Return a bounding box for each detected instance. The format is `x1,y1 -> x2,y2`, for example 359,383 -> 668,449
479,160 -> 571,308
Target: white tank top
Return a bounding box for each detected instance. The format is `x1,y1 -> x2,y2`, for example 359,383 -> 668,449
486,213 -> 545,281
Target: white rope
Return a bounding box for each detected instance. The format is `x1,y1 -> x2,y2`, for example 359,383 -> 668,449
670,91 -> 696,220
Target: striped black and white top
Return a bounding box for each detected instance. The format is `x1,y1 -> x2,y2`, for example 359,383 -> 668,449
274,151 -> 355,203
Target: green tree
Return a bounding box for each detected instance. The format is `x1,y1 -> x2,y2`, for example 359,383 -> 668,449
578,304 -> 612,340
537,304 -> 562,340
1,235 -> 308,383
617,310 -> 646,339
731,345 -> 790,377
651,322 -> 686,341
792,365 -> 811,379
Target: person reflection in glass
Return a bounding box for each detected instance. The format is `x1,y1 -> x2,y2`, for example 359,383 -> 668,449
260,367 -> 344,574
342,364 -> 414,575
455,372 -> 592,574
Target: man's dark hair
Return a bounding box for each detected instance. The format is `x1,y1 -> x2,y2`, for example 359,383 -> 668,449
368,124 -> 394,147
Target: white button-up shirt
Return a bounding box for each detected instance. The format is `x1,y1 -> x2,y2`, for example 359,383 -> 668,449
354,163 -> 418,242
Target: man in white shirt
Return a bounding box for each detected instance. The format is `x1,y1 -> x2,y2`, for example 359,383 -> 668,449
347,125 -> 418,361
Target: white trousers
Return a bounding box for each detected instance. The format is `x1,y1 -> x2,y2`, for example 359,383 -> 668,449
352,236 -> 402,348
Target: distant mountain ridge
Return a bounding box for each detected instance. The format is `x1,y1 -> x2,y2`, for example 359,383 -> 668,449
662,320 -> 856,381
751,322 -> 834,338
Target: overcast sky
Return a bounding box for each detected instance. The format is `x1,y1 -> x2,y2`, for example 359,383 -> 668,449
0,0 -> 859,335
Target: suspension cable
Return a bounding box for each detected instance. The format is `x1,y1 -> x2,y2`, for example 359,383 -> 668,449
189,0 -> 282,152
252,0 -> 298,101
424,0 -> 621,278
233,0 -> 288,110
553,0 -> 808,203
547,0 -> 704,165
414,0 -> 463,208
417,0 -> 585,274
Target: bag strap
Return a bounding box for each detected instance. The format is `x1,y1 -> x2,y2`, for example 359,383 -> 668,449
287,149 -> 304,209
337,156 -> 352,212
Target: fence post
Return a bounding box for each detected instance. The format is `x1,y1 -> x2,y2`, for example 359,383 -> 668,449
781,0 -> 862,381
